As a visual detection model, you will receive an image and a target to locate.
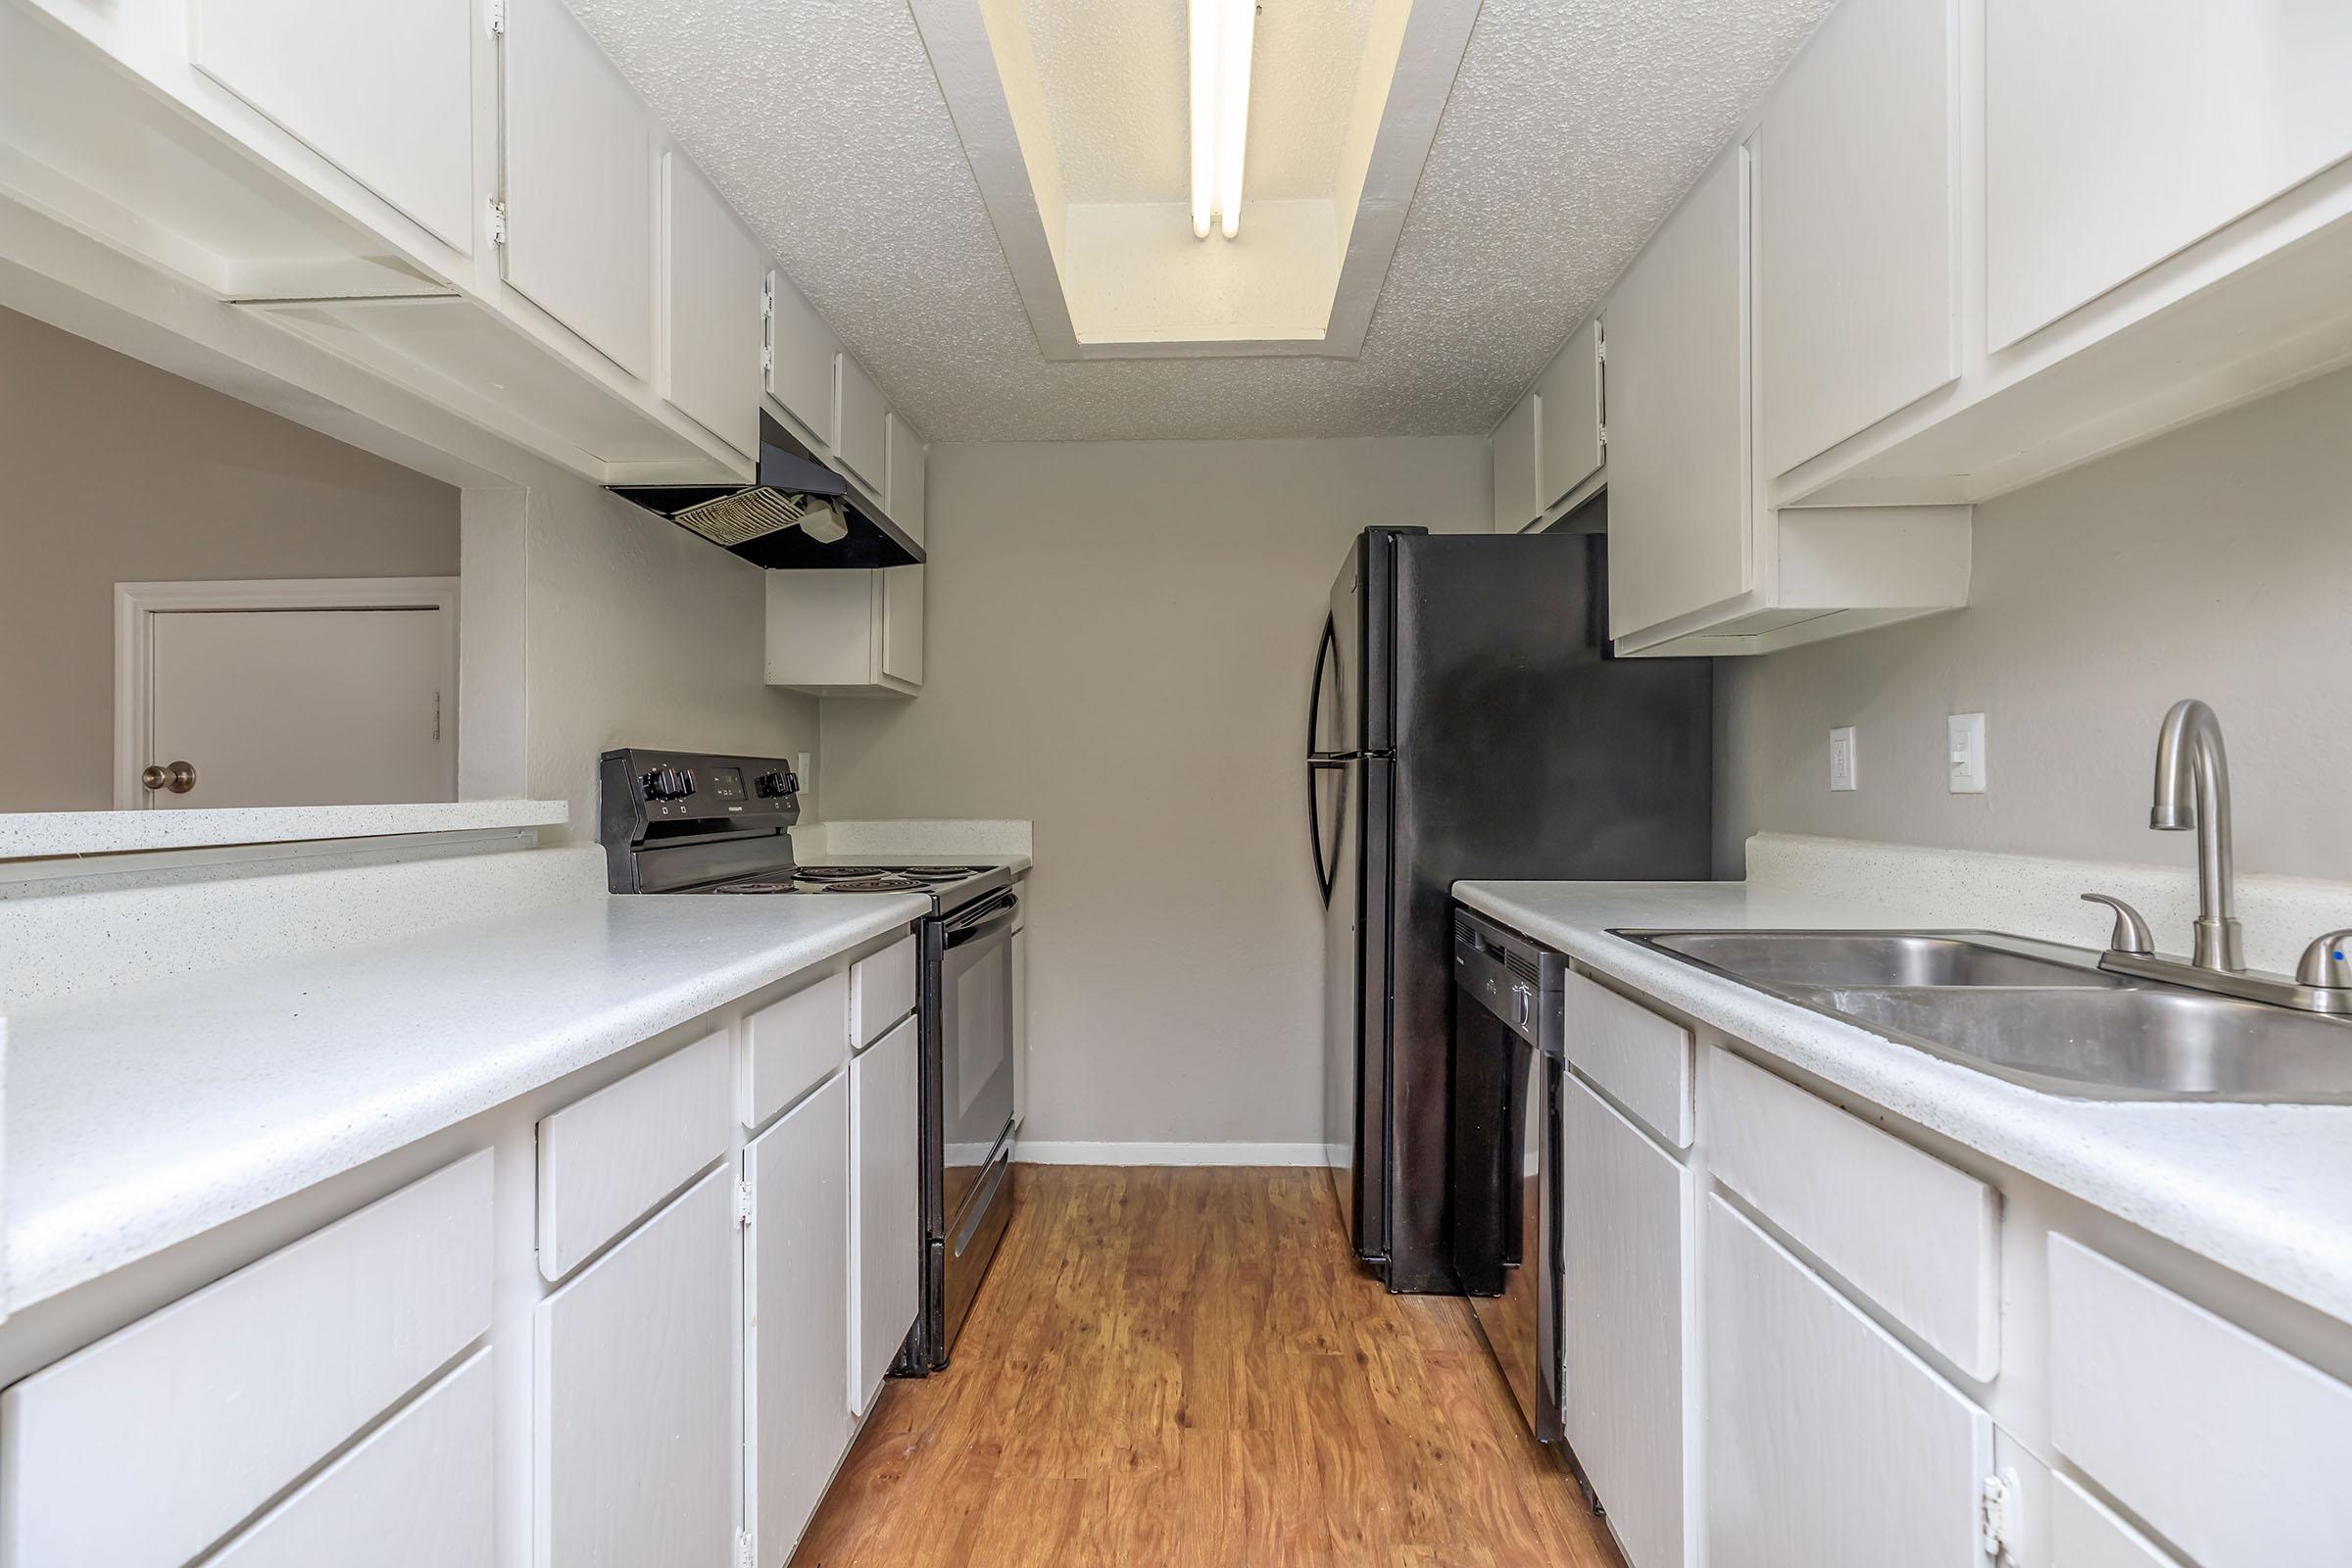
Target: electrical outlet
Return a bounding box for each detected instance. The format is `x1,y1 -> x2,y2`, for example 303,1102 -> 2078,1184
1948,712 -> 1986,794
1829,726 -> 1858,792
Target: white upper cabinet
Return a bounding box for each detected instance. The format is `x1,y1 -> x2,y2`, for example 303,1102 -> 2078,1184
662,152 -> 765,458
833,351 -> 889,492
1537,318 -> 1604,509
765,269 -> 840,446
1755,0 -> 1959,476
886,413 -> 928,546
190,0 -> 474,251
498,0 -> 658,380
1490,388 -> 1541,532
1604,145 -> 1751,641
881,566 -> 925,688
1985,1 -> 2352,350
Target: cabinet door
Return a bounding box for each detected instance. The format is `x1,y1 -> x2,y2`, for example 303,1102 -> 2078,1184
887,413 -> 927,546
1490,389 -> 1540,532
766,270 -> 839,445
1986,1 -> 2352,349
1537,319 -> 1604,508
1010,924 -> 1030,1129
851,1014 -> 921,1413
1605,147 -> 1751,641
746,1074 -> 855,1568
663,152 -> 765,457
1704,1196 -> 1991,1568
209,1350 -> 494,1568
536,1169 -> 736,1568
499,0 -> 657,379
1561,1074 -> 1695,1568
881,566 -> 924,688
834,353 -> 888,491
191,0 -> 473,249
1756,0 -> 1958,475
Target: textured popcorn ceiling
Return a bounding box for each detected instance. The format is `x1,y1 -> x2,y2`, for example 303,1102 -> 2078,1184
1022,0 -> 1377,205
562,0 -> 1837,442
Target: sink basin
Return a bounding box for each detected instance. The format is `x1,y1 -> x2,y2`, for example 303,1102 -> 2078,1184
1617,928 -> 2352,1102
1820,986 -> 2352,1102
1637,930 -> 2122,990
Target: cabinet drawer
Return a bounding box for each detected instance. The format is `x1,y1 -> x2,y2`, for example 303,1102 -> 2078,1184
1707,1047 -> 1998,1379
0,1153 -> 493,1568
1563,969 -> 1692,1149
851,934 -> 919,1051
2051,1475 -> 2185,1568
746,969 -> 850,1129
2049,1236 -> 2352,1568
537,1029 -> 732,1280
209,1350 -> 495,1568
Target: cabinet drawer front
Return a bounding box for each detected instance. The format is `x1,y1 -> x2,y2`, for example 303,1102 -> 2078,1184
209,1350 -> 495,1568
537,1029 -> 732,1280
1563,969 -> 1693,1148
2051,1476 -> 2184,1568
1708,1048 -> 1998,1379
2049,1236 -> 2352,1567
536,1170 -> 737,1568
851,934 -> 919,1051
1704,1196 -> 1991,1568
0,1153 -> 493,1568
746,969 -> 850,1129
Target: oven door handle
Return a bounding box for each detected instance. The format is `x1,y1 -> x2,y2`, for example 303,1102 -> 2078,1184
944,892 -> 1019,948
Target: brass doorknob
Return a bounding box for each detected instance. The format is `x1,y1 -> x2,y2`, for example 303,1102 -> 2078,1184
141,760 -> 197,795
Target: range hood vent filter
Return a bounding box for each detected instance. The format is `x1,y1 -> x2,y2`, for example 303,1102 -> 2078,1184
673,487 -> 813,548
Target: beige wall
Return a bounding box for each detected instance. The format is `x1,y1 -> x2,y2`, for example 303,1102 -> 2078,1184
459,476 -> 822,836
1718,364 -> 2352,883
818,437 -> 1490,1150
0,306 -> 461,811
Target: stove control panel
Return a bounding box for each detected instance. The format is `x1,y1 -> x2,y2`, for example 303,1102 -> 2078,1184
600,748 -> 800,828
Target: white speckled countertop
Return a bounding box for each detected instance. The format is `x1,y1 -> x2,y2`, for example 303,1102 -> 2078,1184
2,892 -> 925,1313
1452,874 -> 2352,1328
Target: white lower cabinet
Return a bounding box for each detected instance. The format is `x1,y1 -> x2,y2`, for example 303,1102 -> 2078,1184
535,1168 -> 737,1568
1560,1074 -> 1696,1568
851,1014 -> 922,1414
209,1349 -> 495,1568
1703,1196 -> 1992,1568
746,1073 -> 857,1567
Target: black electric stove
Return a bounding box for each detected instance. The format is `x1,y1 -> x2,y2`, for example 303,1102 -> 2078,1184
597,748 -> 1022,1376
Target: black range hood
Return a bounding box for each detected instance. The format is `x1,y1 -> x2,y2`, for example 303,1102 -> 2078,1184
607,411 -> 924,569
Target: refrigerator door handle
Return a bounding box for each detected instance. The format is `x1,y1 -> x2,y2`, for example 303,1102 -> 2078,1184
1307,616 -> 1343,905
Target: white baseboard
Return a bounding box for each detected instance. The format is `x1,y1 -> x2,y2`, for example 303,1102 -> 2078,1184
1016,1141 -> 1333,1168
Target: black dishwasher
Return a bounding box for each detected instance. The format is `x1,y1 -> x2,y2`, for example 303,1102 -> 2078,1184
1450,907 -> 1568,1446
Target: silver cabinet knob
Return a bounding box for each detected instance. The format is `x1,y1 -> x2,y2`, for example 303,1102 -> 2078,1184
2297,931 -> 2352,990
140,760 -> 198,795
2082,893 -> 2155,956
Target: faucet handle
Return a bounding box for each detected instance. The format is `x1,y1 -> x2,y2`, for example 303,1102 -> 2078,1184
2297,931 -> 2352,990
2082,894 -> 2156,956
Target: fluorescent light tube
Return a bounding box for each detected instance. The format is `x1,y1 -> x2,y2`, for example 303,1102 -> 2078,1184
1216,0 -> 1253,239
1189,0 -> 1253,239
1189,0 -> 1218,239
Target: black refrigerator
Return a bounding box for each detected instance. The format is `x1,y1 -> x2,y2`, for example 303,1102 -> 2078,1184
1310,523 -> 1713,1293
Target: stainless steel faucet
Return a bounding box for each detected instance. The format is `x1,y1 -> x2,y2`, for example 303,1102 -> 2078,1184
2082,699 -> 2352,1014
2148,698 -> 2244,971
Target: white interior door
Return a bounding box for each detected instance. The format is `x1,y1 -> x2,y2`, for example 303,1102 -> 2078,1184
143,606 -> 452,808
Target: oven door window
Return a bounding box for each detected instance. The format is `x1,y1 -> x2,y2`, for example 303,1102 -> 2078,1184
941,902 -> 1018,1229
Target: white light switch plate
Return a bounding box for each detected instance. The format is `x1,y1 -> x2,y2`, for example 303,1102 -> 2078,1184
1829,726 -> 1858,792
1948,712 -> 1986,794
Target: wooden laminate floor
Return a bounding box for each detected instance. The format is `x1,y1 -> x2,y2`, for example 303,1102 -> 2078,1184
791,1166 -> 1626,1567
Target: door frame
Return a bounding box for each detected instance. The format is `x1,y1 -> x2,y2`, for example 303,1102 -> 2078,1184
113,576 -> 461,808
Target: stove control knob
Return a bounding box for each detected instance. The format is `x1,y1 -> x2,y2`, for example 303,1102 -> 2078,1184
643,765 -> 693,802
756,769 -> 793,799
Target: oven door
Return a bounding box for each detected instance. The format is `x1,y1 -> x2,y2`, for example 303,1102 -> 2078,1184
939,889 -> 1019,1339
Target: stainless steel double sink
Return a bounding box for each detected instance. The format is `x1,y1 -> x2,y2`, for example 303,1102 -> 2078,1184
1615,930 -> 2352,1103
